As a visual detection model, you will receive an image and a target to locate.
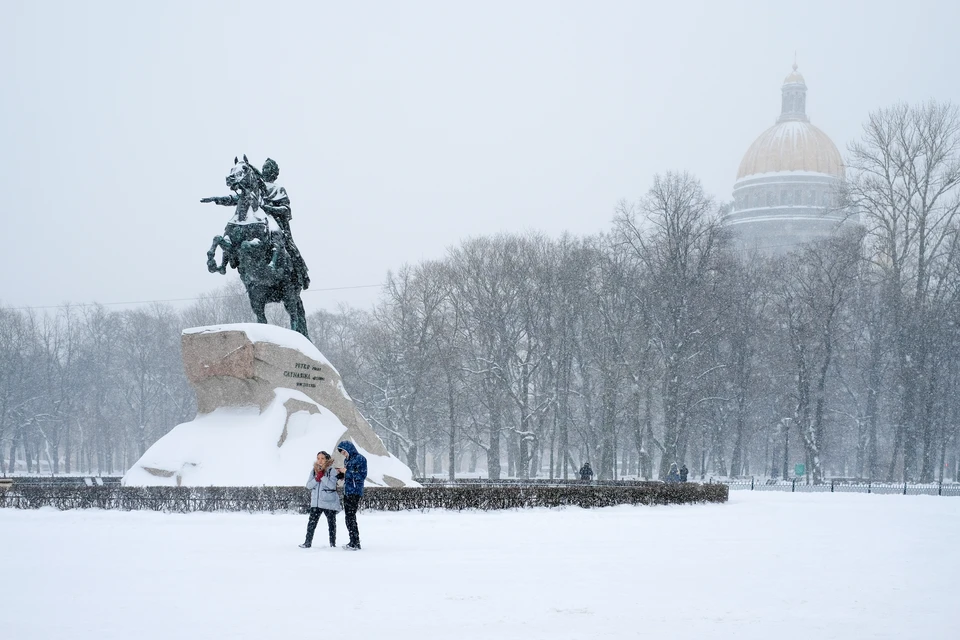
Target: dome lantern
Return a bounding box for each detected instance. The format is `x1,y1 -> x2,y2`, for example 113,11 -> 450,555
778,62 -> 808,123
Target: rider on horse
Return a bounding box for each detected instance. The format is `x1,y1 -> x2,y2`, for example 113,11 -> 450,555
204,158 -> 310,290
201,156 -> 311,338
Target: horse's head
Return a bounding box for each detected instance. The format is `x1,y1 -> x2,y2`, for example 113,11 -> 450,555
226,155 -> 260,196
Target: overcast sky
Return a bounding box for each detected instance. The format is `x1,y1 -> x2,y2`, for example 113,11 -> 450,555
3,0 -> 959,315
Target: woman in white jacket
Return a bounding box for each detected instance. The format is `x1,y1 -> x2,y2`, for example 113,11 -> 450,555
300,451 -> 343,548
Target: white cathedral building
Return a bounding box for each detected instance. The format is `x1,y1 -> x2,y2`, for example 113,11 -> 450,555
723,64 -> 852,252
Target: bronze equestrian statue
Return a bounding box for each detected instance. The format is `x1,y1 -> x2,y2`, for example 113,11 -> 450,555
202,156 -> 310,338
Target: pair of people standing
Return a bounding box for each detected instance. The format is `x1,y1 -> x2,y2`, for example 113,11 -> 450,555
301,441 -> 368,551
665,462 -> 689,483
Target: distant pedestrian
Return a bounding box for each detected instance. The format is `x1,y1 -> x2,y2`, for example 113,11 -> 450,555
679,464 -> 689,483
665,462 -> 681,484
300,451 -> 342,549
579,462 -> 594,481
337,441 -> 368,551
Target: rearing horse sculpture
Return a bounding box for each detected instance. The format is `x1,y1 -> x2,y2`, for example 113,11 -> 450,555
202,156 -> 309,338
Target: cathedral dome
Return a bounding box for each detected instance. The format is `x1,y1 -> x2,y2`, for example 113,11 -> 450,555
736,120 -> 844,179
725,63 -> 854,254
736,63 -> 844,181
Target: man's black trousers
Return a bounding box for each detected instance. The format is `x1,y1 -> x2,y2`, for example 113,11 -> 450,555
344,494 -> 362,547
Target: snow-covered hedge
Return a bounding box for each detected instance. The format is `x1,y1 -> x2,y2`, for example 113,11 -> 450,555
1,485 -> 303,512
0,482 -> 727,512
365,483 -> 727,510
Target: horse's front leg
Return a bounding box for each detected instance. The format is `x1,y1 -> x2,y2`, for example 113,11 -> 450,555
207,235 -> 232,274
206,236 -> 222,273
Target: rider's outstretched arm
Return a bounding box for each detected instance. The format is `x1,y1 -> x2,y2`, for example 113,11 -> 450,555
200,195 -> 240,206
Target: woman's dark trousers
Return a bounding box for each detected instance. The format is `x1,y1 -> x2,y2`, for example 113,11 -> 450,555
344,495 -> 362,547
304,508 -> 337,546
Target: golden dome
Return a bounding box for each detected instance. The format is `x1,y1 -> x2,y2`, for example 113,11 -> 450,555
736,120 -> 844,180
736,64 -> 843,181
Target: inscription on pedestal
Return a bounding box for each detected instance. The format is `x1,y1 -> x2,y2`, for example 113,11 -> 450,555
283,362 -> 325,389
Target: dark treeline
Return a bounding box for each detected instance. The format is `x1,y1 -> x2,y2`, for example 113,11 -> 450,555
2,102 -> 960,483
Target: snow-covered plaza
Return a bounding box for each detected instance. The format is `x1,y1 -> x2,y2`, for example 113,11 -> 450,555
2,491 -> 955,639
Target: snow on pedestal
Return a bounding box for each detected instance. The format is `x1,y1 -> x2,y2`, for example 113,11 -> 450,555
122,323 -> 416,488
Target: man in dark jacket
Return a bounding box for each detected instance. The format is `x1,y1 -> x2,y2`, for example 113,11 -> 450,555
336,441 -> 368,551
679,464 -> 689,483
579,462 -> 593,481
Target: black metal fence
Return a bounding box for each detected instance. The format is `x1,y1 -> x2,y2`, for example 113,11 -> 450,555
414,477 -> 663,487
0,475 -> 123,487
714,478 -> 960,496
0,482 -> 727,513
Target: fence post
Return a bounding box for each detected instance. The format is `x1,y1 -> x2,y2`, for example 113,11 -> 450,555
831,479 -> 834,493
751,477 -> 755,490
868,481 -> 871,494
903,481 -> 907,495
792,479 -> 796,492
939,481 -> 943,496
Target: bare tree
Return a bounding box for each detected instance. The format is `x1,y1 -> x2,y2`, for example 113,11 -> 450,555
772,232 -> 862,484
722,251 -> 774,478
358,262 -> 449,477
844,101 -> 960,480
615,172 -> 727,478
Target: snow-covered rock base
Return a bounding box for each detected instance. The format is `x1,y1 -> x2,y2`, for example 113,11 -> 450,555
122,323 -> 415,487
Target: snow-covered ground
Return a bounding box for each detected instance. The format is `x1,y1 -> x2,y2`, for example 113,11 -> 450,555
1,492 -> 955,639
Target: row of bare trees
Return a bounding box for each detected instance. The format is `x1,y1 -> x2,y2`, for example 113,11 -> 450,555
2,101 -> 959,483
0,304 -> 194,475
